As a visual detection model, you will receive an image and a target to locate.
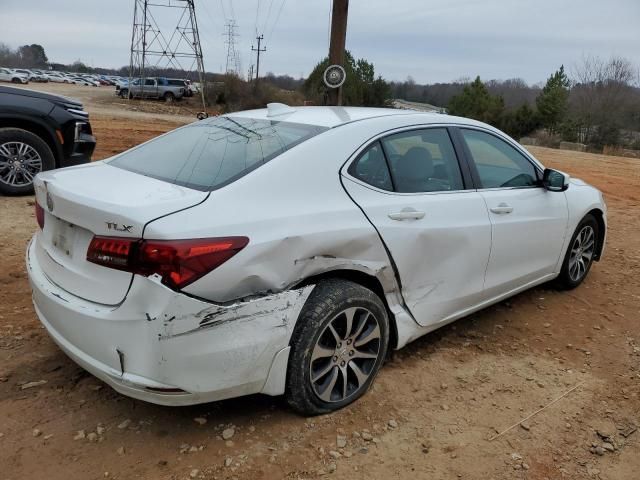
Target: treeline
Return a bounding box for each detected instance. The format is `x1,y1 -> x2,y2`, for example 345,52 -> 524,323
0,43 -> 48,68
391,56 -> 640,149
389,77 -> 541,110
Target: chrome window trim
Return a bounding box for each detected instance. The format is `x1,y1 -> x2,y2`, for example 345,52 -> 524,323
343,175 -> 476,197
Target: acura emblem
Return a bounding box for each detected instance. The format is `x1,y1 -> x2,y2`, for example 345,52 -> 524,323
46,192 -> 54,212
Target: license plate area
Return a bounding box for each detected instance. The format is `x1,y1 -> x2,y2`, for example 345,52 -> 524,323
49,218 -> 80,259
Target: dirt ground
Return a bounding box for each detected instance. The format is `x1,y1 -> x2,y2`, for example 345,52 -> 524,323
0,95 -> 639,479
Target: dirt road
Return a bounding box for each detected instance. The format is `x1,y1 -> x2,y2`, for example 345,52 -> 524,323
0,115 -> 638,479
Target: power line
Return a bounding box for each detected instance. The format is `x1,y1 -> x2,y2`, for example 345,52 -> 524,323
227,0 -> 236,22
254,0 -> 261,35
266,0 -> 287,43
261,0 -> 276,34
218,0 -> 227,20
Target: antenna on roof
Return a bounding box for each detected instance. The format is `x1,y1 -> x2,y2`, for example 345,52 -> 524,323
266,103 -> 296,117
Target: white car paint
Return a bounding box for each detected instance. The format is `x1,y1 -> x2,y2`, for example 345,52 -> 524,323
0,67 -> 28,84
45,72 -> 68,83
27,106 -> 606,406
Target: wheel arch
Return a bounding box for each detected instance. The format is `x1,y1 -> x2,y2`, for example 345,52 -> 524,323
0,117 -> 61,166
292,269 -> 399,351
587,208 -> 606,261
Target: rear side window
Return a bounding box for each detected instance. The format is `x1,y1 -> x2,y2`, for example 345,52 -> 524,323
109,117 -> 328,191
381,128 -> 464,193
348,142 -> 393,191
461,129 -> 539,188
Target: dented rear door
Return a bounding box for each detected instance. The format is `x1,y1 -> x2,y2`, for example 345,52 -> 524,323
341,127 -> 492,327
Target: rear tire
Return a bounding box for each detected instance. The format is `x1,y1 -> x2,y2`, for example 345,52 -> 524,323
555,214 -> 599,289
286,279 -> 390,416
0,128 -> 55,196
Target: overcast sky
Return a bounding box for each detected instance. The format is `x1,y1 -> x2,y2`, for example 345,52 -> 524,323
2,0 -> 639,84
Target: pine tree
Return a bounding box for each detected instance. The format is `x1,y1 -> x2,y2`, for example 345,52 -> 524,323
447,76 -> 504,125
536,65 -> 570,134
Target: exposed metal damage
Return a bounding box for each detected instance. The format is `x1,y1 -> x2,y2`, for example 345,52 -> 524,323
156,286 -> 315,341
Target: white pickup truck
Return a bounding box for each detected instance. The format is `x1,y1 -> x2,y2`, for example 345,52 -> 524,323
117,77 -> 185,102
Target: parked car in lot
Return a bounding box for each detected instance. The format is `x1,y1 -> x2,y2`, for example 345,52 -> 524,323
113,78 -> 129,90
167,78 -> 192,97
117,77 -> 185,102
27,105 -> 606,414
0,67 -> 29,84
69,76 -> 97,87
0,85 -> 95,195
45,72 -> 69,83
12,69 -> 48,82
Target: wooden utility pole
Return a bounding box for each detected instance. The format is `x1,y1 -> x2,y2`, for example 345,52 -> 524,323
252,35 -> 266,83
327,0 -> 349,106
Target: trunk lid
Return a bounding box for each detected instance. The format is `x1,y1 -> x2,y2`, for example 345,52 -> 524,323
33,162 -> 208,305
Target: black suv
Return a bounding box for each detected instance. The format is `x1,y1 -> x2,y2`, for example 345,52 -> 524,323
0,86 -> 96,195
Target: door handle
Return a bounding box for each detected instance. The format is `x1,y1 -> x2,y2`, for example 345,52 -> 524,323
490,203 -> 514,215
388,208 -> 426,221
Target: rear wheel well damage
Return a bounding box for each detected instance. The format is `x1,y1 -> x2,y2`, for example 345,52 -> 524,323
293,270 -> 399,351
587,208 -> 605,261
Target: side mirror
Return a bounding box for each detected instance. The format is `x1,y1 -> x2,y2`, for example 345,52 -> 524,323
542,168 -> 570,192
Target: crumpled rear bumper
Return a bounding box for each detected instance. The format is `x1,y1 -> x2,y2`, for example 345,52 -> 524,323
26,236 -> 314,406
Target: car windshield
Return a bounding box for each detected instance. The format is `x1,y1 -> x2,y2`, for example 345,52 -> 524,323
109,116 -> 328,191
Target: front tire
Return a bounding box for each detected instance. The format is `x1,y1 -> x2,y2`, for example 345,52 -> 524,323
164,92 -> 175,103
286,279 -> 390,416
0,128 -> 55,196
556,214 -> 599,289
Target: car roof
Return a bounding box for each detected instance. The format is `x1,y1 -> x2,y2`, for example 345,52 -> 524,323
227,105 -> 483,129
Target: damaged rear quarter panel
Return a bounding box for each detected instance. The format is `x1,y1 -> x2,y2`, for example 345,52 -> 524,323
143,122 -> 407,304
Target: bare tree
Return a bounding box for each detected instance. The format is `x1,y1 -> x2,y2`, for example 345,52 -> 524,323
569,55 -> 639,146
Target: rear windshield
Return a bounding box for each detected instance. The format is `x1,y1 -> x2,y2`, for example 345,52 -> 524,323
109,117 -> 328,191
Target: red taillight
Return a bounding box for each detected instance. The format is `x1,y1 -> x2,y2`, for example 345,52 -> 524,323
35,202 -> 45,229
87,236 -> 249,290
87,236 -> 133,268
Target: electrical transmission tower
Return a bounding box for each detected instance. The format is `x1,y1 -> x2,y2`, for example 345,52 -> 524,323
129,0 -> 207,110
223,20 -> 241,76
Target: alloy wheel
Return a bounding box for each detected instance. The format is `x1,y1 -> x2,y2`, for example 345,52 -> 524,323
568,225 -> 595,282
0,142 -> 42,187
309,306 -> 382,403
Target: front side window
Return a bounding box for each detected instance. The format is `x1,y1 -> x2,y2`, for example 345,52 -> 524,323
381,128 -> 464,193
348,142 -> 393,191
109,117 -> 328,191
461,129 -> 539,188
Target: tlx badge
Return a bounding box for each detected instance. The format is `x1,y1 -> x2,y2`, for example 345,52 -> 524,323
106,222 -> 133,233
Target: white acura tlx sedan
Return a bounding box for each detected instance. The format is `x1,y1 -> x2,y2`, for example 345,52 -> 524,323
27,104 -> 606,414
